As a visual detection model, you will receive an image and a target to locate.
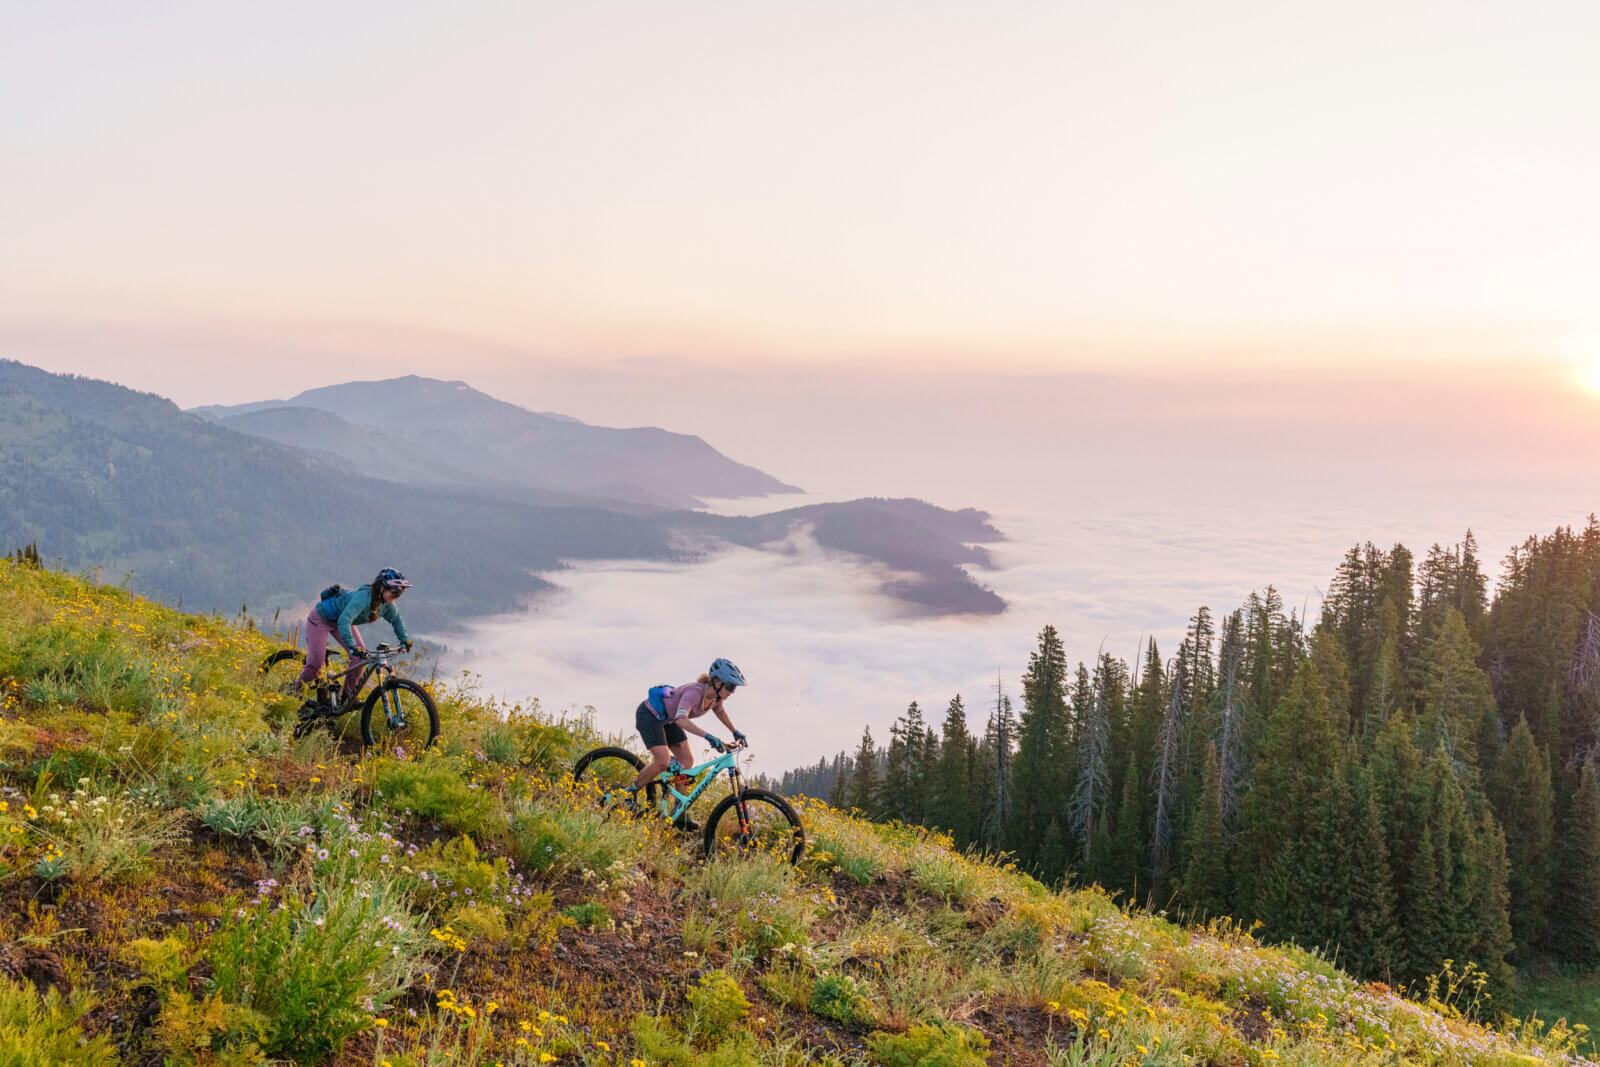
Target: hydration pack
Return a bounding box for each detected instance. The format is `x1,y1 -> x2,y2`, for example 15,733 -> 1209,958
646,684 -> 675,721
315,584 -> 345,622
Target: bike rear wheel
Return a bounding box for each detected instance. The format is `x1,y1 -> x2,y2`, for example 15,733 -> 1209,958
360,679 -> 440,755
572,747 -> 661,816
703,787 -> 804,864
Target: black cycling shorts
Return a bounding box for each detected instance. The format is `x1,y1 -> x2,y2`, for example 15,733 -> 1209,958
636,702 -> 686,750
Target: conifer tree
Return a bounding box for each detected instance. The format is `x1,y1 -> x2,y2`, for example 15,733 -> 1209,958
1343,766 -> 1400,980
845,726 -> 879,815
1362,597 -> 1406,745
1469,804 -> 1516,1000
883,702 -> 926,824
933,695 -> 975,846
1555,758 -> 1600,966
1180,743 -> 1228,920
1109,751 -> 1144,900
1150,658 -> 1187,898
981,677 -> 1015,852
1309,628 -> 1353,738
1417,609 -> 1496,765
1236,659 -> 1341,922
1013,626 -> 1071,870
1491,717 -> 1553,955
1405,821 -> 1446,981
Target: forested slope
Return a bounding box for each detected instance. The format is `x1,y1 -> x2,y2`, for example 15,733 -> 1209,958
785,520 -> 1600,1024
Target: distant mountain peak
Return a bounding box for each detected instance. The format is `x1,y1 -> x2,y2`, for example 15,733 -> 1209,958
193,374 -> 800,507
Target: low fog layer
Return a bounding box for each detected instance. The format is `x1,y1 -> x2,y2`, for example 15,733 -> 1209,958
442,490 -> 1580,773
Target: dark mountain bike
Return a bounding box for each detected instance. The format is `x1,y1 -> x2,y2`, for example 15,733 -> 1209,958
260,643 -> 439,752
572,740 -> 804,864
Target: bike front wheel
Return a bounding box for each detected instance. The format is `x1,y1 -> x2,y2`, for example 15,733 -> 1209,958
703,787 -> 804,864
572,747 -> 661,816
360,679 -> 440,754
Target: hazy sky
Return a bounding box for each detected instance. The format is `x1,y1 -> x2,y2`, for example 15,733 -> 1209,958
6,4 -> 1600,765
4,1 -> 1599,385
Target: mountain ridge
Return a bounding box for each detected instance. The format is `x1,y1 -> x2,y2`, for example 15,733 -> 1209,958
194,374 -> 802,509
2,360 -> 1004,622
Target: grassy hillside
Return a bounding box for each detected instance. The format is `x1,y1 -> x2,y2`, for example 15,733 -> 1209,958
0,560 -> 1590,1066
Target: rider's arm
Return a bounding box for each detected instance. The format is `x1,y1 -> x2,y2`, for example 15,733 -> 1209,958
712,705 -> 737,735
336,593 -> 364,650
381,602 -> 410,645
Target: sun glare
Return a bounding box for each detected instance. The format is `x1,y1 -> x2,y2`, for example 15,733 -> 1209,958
1577,362 -> 1600,398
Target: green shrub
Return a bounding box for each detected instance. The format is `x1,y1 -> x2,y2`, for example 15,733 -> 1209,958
867,1022 -> 989,1067
687,971 -> 751,1036
206,882 -> 428,1063
374,758 -> 494,834
409,836 -> 512,916
686,852 -> 820,953
755,960 -> 814,1012
562,901 -> 613,930
0,977 -> 117,1065
628,1015 -> 765,1067
504,795 -> 642,881
910,853 -> 982,905
808,833 -> 882,885
812,973 -> 874,1026
447,904 -> 509,944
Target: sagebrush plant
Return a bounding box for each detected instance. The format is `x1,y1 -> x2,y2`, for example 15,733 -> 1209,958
207,882 -> 429,1062
374,756 -> 496,834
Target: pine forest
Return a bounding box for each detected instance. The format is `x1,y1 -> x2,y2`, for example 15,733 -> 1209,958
768,520 -> 1600,1006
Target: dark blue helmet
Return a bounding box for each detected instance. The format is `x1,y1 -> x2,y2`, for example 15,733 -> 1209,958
375,568 -> 412,591
709,658 -> 746,688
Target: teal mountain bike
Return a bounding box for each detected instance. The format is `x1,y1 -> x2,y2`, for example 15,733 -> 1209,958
573,740 -> 805,864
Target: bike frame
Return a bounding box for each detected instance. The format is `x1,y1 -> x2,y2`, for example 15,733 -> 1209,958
655,746 -> 745,825
318,645 -> 399,715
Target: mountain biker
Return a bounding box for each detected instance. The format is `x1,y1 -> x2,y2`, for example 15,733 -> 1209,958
294,568 -> 414,700
629,658 -> 748,827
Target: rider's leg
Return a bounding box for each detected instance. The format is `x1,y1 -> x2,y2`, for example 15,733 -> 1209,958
663,727 -> 699,831
294,609 -> 330,692
632,703 -> 672,791
339,632 -> 366,703
634,745 -> 672,792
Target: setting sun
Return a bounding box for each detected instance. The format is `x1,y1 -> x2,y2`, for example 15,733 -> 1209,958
1577,362 -> 1600,397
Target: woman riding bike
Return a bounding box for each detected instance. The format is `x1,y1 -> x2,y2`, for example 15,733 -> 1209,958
628,658 -> 748,827
294,568 -> 414,700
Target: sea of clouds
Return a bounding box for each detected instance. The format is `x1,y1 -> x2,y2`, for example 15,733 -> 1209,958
440,371 -> 1598,774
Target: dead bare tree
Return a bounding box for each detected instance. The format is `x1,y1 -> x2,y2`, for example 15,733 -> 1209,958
1069,650 -> 1111,867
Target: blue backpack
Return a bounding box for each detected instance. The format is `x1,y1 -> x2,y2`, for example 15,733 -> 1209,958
646,684 -> 675,721
316,584 -> 345,620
